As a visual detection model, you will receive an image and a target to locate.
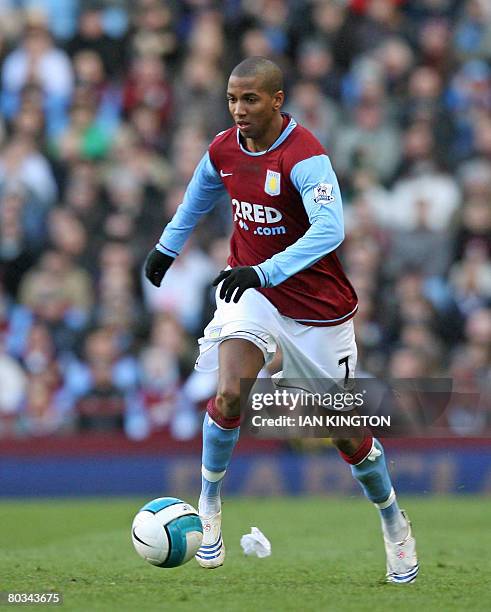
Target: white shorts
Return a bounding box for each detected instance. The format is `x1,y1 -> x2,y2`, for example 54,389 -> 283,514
195,287 -> 357,385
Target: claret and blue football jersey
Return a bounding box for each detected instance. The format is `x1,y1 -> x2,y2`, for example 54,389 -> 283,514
158,113 -> 358,326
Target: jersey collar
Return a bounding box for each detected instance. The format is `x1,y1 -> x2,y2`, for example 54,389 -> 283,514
236,113 -> 297,156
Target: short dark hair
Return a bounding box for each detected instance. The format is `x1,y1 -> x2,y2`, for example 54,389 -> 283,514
230,57 -> 284,95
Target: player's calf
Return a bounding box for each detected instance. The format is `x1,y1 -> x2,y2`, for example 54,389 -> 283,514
196,398 -> 239,569
197,338 -> 263,568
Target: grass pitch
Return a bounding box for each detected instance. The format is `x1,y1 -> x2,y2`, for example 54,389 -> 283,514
0,496 -> 489,612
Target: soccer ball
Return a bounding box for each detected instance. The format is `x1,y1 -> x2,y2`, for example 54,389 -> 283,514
131,497 -> 203,568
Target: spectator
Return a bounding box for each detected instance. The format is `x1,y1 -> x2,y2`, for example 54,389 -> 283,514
17,249 -> 93,352
335,81 -> 401,183
454,0 -> 491,62
386,198 -> 452,277
0,334 -> 26,437
122,54 -> 172,130
449,241 -> 491,316
130,0 -> 178,61
0,182 -> 41,297
51,98 -> 111,162
66,3 -> 127,78
286,80 -> 339,149
295,41 -> 342,101
139,314 -> 185,431
72,49 -> 122,136
173,55 -> 227,138
67,327 -> 139,432
0,134 -> 57,205
143,240 -> 216,335
1,11 -> 73,133
389,122 -> 461,231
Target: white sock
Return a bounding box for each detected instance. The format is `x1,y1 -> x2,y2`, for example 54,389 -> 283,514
198,466 -> 224,518
376,490 -> 409,543
381,511 -> 409,543
198,494 -> 221,518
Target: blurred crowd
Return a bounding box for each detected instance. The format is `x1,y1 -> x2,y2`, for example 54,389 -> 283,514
0,0 -> 490,441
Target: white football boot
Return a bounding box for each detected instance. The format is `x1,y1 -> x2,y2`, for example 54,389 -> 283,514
195,510 -> 225,568
384,511 -> 419,584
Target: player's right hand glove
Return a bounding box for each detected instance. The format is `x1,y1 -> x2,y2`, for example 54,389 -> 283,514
144,248 -> 175,287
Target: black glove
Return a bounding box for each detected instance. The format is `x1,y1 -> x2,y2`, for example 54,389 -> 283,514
144,248 -> 175,287
212,266 -> 261,303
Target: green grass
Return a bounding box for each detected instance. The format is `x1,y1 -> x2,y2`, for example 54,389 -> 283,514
0,497 -> 490,612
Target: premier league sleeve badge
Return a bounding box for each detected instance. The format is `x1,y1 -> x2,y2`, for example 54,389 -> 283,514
313,182 -> 335,205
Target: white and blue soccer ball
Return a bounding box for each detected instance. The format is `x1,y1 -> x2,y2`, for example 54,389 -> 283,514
131,497 -> 203,568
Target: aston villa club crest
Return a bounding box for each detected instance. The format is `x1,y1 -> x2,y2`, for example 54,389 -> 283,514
264,169 -> 281,196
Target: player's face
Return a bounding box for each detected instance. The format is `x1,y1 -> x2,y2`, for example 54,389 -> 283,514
227,75 -> 283,140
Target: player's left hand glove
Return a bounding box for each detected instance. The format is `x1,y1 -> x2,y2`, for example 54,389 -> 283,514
212,266 -> 261,303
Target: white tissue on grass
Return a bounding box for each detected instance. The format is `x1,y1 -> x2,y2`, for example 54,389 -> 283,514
240,527 -> 271,558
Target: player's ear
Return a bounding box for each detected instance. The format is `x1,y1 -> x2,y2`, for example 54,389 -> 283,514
272,90 -> 284,112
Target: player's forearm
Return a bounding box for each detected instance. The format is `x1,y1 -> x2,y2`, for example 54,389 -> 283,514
253,216 -> 344,287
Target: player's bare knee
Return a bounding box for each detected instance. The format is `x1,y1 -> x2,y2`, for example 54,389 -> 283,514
215,388 -> 241,419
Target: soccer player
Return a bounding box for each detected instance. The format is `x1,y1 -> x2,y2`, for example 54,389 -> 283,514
145,57 -> 418,583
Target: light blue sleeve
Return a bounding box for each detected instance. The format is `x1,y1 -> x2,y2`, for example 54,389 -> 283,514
252,154 -> 345,287
157,151 -> 225,257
